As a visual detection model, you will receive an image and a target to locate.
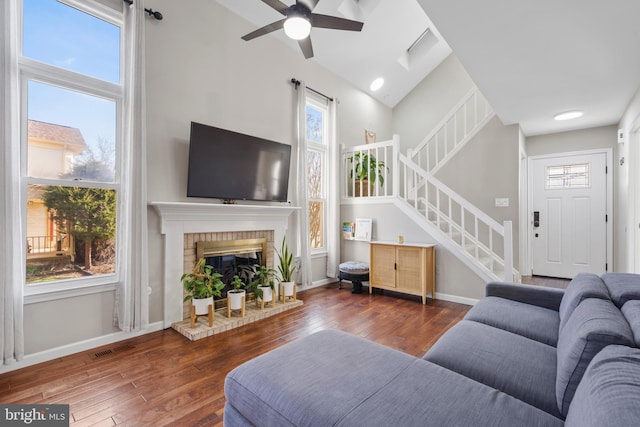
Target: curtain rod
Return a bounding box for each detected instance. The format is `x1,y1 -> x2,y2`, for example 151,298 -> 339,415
290,78 -> 334,102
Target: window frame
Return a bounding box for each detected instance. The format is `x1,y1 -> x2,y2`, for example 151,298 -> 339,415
305,95 -> 329,255
18,0 -> 126,302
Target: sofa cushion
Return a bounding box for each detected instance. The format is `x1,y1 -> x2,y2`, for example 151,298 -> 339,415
338,359 -> 564,427
464,296 -> 560,346
423,320 -> 560,418
558,272 -> 610,331
621,300 -> 640,346
601,272 -> 640,308
224,329 -> 416,427
485,282 -> 565,311
556,298 -> 635,417
565,345 -> 640,427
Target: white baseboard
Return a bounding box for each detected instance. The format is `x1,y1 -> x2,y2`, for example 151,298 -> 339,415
0,321 -> 165,374
435,292 -> 478,306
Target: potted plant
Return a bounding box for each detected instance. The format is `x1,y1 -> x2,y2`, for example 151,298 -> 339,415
227,274 -> 246,317
275,236 -> 297,303
248,264 -> 277,309
181,258 -> 224,326
347,151 -> 388,197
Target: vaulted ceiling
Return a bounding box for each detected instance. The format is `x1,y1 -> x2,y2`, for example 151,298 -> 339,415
220,0 -> 640,136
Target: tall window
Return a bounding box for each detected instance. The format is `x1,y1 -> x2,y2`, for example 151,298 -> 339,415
20,0 -> 123,287
306,96 -> 328,252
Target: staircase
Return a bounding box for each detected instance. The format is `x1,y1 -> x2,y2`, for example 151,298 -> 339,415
343,87 -> 517,283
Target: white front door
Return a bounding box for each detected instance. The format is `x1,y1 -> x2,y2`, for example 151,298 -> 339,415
531,152 -> 608,278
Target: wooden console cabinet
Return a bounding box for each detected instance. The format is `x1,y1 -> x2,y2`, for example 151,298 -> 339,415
369,241 -> 435,304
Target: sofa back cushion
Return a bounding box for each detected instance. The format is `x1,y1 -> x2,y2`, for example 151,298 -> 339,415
601,272 -> 640,308
565,345 -> 640,427
621,300 -> 640,347
556,298 -> 634,417
558,273 -> 610,331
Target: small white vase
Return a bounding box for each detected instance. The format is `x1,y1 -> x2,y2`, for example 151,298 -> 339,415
192,296 -> 213,315
228,290 -> 246,310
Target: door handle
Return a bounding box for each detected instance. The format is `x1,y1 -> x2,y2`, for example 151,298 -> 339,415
533,211 -> 540,228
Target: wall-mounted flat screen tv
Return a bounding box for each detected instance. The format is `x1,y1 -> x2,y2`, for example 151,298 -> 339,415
187,122 -> 291,202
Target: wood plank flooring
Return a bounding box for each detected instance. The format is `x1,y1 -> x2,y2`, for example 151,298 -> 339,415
0,284 -> 470,426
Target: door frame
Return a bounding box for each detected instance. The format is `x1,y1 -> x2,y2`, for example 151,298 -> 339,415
525,148 -> 613,277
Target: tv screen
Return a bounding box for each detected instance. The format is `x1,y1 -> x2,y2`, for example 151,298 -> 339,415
187,122 -> 291,202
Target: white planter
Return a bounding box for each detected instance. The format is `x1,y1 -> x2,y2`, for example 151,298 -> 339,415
280,281 -> 295,297
228,290 -> 246,310
259,285 -> 273,303
192,296 -> 213,315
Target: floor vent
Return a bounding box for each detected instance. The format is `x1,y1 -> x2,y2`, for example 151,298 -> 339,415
89,343 -> 135,360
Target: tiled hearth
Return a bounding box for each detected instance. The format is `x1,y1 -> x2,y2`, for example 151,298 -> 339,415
150,202 -> 298,328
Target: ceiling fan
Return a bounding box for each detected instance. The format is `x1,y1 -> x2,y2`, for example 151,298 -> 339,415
241,0 -> 364,59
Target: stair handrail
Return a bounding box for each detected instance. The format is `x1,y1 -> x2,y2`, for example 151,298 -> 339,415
408,86 -> 494,174
398,152 -> 514,282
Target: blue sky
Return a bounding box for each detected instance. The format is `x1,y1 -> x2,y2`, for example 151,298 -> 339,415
23,0 -> 120,160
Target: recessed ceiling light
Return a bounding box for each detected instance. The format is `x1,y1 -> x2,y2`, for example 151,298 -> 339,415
370,77 -> 384,91
554,110 -> 583,121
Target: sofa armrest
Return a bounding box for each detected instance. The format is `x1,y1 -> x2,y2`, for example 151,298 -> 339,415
486,282 -> 564,311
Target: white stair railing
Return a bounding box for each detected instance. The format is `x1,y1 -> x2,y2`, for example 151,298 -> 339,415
408,87 -> 495,175
397,152 -> 515,282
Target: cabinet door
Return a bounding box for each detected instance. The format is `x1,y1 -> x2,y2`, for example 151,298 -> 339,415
370,244 -> 396,287
395,246 -> 424,294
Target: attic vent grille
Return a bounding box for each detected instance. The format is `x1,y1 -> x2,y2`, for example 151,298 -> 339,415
407,28 -> 431,53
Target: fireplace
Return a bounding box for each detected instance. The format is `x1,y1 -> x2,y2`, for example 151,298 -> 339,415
151,202 -> 297,328
184,234 -> 271,316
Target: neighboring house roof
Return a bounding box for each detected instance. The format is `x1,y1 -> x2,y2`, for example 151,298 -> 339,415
28,119 -> 87,152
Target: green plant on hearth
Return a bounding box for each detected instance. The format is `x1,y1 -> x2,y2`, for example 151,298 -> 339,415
347,151 -> 388,187
247,264 -> 277,299
181,258 -> 225,302
230,274 -> 246,291
275,236 -> 296,283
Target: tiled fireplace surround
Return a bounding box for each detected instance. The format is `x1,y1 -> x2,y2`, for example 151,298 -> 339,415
151,202 -> 298,328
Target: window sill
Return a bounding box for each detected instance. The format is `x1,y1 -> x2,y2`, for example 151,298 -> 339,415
24,275 -> 118,304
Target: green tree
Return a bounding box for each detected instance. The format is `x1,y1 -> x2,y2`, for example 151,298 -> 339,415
43,186 -> 116,269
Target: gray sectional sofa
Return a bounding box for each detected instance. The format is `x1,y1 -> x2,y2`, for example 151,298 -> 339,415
224,273 -> 640,426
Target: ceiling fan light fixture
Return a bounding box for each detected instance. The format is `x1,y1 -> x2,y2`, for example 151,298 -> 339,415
284,16 -> 312,40
554,110 -> 583,121
370,77 -> 384,91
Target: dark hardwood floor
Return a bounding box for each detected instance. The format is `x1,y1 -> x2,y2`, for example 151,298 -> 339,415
0,284 -> 470,426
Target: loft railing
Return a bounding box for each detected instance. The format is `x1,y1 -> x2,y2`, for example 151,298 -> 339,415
408,87 -> 494,175
341,137 -> 397,199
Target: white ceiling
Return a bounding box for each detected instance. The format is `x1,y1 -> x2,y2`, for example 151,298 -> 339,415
219,0 -> 640,136
417,0 -> 640,136
217,0 -> 451,107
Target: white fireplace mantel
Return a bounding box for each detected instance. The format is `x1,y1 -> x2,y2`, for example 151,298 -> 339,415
150,201 -> 298,327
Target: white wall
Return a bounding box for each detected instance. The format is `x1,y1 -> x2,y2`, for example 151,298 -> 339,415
21,0 -> 392,357
617,87 -> 640,272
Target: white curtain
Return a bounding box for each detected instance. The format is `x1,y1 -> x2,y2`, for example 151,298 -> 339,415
0,0 -> 25,366
294,82 -> 313,287
326,99 -> 340,278
115,2 -> 149,332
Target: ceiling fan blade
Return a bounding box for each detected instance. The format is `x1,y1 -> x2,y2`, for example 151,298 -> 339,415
310,14 -> 364,32
298,37 -> 314,59
241,19 -> 286,41
261,0 -> 290,15
297,0 -> 319,12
